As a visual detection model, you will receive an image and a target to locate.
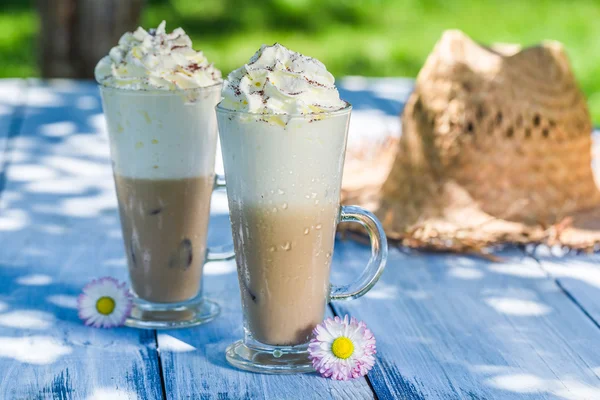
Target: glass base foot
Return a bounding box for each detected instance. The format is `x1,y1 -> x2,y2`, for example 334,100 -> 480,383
125,297 -> 220,329
225,340 -> 315,374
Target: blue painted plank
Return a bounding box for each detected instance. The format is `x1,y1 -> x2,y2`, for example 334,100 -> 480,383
0,80 -> 163,399
330,242 -> 600,399
0,79 -> 26,189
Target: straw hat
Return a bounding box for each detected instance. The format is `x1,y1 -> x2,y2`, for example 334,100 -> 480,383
342,30 -> 600,253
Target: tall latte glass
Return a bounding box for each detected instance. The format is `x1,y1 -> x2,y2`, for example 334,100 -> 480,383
96,22 -> 233,328
217,44 -> 387,373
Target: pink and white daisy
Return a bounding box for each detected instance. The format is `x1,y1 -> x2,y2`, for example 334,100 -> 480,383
77,277 -> 132,328
308,315 -> 377,380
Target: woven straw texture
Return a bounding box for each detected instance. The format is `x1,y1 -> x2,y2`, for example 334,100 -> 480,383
342,30 -> 600,253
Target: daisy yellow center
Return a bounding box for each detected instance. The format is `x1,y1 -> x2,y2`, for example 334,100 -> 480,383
96,296 -> 116,315
331,337 -> 354,359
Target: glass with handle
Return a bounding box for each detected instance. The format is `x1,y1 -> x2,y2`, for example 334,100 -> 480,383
100,84 -> 234,329
216,102 -> 387,373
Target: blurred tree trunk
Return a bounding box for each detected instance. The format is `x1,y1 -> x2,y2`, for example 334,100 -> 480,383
37,0 -> 144,79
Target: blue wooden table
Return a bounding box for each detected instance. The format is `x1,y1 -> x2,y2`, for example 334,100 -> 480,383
1,78 -> 600,399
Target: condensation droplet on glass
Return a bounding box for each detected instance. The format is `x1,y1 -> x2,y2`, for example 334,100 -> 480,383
268,246 -> 276,252
315,200 -> 319,205
303,228 -> 310,235
311,192 -> 317,198
315,224 -> 322,230
270,189 -> 274,194
272,207 -> 278,213
277,188 -> 285,195
281,241 -> 292,251
282,202 -> 288,209
326,252 -> 332,258
305,194 -> 310,199
289,170 -> 293,175
311,178 -> 315,183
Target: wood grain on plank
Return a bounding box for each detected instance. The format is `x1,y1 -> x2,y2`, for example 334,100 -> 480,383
0,80 -> 163,399
157,194 -> 375,400
330,241 -> 600,399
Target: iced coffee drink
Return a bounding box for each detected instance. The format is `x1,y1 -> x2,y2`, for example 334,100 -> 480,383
96,21 -> 233,328
218,44 -> 388,373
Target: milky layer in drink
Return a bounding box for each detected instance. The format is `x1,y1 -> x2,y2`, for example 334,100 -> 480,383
96,21 -> 222,180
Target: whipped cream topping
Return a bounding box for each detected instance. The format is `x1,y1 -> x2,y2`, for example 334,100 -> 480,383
95,21 -> 221,90
221,44 -> 346,116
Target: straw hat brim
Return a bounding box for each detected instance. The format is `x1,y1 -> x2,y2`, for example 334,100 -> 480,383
341,135 -> 600,253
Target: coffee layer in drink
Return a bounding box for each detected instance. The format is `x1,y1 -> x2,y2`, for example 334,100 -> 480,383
231,202 -> 339,346
115,175 -> 214,303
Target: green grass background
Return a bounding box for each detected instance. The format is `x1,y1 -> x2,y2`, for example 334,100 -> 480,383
2,0 -> 600,122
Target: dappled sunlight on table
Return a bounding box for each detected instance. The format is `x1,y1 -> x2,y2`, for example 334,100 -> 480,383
86,388 -> 139,400
364,281 -> 399,300
485,297 -> 552,317
448,266 -> 484,280
46,295 -> 78,309
39,121 -> 77,138
0,336 -> 72,365
16,274 -> 52,286
487,373 -> 600,399
487,262 -> 548,279
156,334 -> 196,353
203,261 -> 236,276
0,310 -> 55,329
102,257 -> 127,269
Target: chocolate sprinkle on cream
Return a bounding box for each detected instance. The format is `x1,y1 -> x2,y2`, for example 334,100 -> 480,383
220,43 -> 345,122
95,20 -> 221,90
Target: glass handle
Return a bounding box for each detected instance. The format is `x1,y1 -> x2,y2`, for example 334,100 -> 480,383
330,205 -> 388,301
206,174 -> 236,262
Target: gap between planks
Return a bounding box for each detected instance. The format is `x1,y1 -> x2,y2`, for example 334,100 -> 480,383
528,248 -> 600,331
